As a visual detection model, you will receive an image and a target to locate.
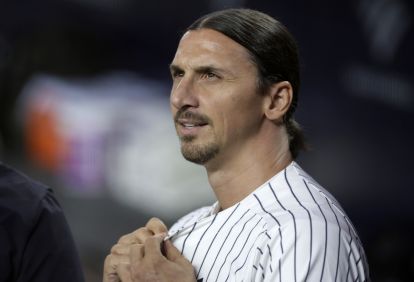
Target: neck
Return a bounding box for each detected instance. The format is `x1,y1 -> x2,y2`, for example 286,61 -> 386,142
205,125 -> 292,210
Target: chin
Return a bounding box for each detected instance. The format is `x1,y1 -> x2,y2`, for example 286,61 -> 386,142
180,142 -> 219,165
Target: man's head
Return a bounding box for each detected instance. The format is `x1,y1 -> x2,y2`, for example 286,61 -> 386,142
170,8 -> 306,165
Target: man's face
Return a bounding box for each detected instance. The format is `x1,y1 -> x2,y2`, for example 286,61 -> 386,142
170,28 -> 265,165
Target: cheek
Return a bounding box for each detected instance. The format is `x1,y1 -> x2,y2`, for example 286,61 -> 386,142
205,84 -> 262,134
212,102 -> 245,140
231,95 -> 264,132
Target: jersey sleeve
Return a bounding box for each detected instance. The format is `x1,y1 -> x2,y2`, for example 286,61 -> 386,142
16,189 -> 85,282
241,215 -> 369,281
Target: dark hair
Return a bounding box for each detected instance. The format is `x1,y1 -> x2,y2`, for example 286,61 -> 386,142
187,8 -> 307,159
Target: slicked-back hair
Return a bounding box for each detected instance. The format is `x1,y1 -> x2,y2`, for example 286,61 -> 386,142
187,8 -> 307,159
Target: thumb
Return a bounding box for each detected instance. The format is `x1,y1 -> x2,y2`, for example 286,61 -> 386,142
164,239 -> 185,262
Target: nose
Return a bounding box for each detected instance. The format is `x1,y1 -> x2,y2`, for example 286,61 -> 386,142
170,76 -> 198,110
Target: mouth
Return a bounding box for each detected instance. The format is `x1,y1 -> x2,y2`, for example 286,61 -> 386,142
179,121 -> 209,128
175,116 -> 210,138
174,110 -> 210,135
177,120 -> 209,136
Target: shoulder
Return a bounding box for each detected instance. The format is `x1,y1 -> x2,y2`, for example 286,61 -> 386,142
0,163 -> 64,233
0,163 -> 50,203
251,162 -> 351,231
246,163 -> 369,280
247,161 -> 366,261
0,163 -> 68,240
0,163 -> 53,220
0,163 -> 82,281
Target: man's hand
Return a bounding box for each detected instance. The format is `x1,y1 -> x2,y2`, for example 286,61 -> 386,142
103,218 -> 196,282
103,217 -> 169,282
125,234 -> 196,282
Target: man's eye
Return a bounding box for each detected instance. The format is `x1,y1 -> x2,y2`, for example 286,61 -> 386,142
202,72 -> 218,79
172,71 -> 184,78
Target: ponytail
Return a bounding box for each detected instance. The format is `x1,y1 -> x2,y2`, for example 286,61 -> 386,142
285,118 -> 307,159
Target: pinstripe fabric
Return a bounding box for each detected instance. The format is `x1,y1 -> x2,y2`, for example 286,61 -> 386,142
168,162 -> 369,281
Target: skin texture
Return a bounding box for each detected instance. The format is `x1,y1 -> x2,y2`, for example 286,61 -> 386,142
103,28 -> 294,281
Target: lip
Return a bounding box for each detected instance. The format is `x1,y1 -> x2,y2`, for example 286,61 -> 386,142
177,118 -> 208,126
176,120 -> 208,136
174,110 -> 210,137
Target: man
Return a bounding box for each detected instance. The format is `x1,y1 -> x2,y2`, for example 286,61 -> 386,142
0,162 -> 85,281
104,8 -> 369,281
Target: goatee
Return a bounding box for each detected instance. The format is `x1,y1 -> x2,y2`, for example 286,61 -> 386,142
180,136 -> 219,164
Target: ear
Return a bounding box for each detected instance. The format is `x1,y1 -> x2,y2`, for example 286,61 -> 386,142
263,81 -> 293,122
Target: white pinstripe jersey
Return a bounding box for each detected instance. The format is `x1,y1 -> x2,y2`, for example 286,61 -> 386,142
168,161 -> 370,282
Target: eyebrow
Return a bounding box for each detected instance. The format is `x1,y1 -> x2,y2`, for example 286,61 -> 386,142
169,63 -> 231,76
169,64 -> 182,74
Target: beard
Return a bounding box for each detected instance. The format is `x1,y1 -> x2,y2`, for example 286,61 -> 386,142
180,135 -> 219,165
174,108 -> 218,164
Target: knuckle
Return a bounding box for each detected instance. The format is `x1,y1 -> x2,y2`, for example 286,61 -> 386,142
104,255 -> 114,271
146,217 -> 167,233
147,217 -> 163,227
110,244 -> 120,254
118,234 -> 131,243
135,227 -> 150,235
133,228 -> 151,240
118,227 -> 148,244
104,254 -> 112,264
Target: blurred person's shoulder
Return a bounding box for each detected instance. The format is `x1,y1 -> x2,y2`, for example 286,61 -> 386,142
0,162 -> 50,202
0,162 -> 54,223
0,162 -> 85,282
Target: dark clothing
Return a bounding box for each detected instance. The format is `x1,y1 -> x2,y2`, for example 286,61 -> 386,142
0,163 -> 84,282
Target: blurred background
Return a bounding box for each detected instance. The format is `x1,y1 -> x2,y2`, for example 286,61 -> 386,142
0,0 -> 413,281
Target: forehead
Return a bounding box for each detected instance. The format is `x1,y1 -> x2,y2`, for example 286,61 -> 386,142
172,28 -> 254,69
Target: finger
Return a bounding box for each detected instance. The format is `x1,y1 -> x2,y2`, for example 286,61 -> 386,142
103,255 -> 121,282
144,234 -> 167,261
103,273 -> 120,282
145,217 -> 168,235
118,227 -> 153,244
106,250 -> 131,265
104,252 -> 130,275
110,243 -> 130,256
129,243 -> 145,263
164,239 -> 185,262
163,240 -> 195,276
117,263 -> 132,282
103,254 -> 113,273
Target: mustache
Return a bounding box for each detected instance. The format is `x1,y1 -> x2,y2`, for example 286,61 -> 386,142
174,108 -> 212,125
